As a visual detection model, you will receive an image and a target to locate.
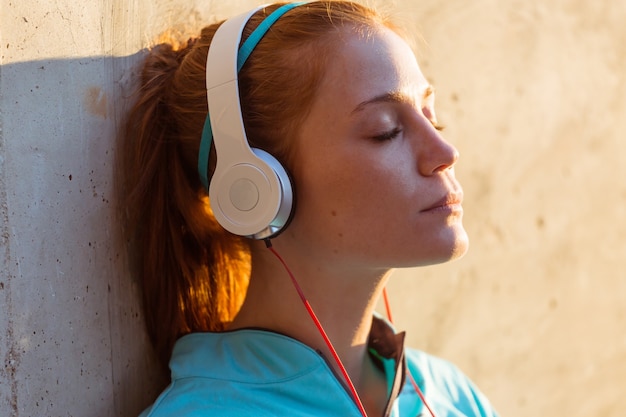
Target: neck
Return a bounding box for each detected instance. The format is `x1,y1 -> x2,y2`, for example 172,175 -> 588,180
229,239 -> 392,415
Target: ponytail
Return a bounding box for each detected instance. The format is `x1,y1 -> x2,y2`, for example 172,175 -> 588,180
120,35 -> 250,367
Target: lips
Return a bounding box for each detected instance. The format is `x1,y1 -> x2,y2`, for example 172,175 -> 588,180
420,192 -> 464,213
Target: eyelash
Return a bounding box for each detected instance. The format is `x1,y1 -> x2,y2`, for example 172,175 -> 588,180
372,120 -> 445,142
372,127 -> 402,141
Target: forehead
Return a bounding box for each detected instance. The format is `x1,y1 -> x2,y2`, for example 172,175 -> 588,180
318,26 -> 429,106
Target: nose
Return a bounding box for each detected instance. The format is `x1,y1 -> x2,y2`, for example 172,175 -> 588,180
417,124 -> 459,176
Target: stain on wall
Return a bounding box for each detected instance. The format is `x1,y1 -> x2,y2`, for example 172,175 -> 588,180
84,87 -> 108,119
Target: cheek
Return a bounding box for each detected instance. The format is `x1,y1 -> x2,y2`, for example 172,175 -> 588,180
290,160 -> 365,234
309,167 -> 401,237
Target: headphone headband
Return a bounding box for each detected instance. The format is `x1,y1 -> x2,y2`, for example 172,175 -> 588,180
199,2 -> 305,239
198,2 -> 306,190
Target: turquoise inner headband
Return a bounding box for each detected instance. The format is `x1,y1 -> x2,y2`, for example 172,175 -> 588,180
198,2 -> 307,190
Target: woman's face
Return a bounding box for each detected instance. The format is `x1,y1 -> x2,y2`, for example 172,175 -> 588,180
284,25 -> 468,271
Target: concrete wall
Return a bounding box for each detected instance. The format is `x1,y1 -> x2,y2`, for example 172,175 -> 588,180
1,0 -> 624,416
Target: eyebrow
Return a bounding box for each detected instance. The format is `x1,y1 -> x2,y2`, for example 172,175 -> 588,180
350,86 -> 435,115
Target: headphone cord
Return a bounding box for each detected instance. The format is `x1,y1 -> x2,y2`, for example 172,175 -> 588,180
265,240 -> 368,417
265,241 -> 438,417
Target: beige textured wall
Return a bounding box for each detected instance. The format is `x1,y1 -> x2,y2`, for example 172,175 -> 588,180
1,0 -> 624,416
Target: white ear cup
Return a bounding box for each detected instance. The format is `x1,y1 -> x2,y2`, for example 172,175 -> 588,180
204,7 -> 295,239
209,148 -> 293,239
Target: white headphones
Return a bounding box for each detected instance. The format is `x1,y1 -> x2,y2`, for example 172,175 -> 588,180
199,4 -> 304,239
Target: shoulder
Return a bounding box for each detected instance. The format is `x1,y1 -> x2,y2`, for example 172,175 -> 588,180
400,348 -> 499,417
138,379 -> 254,417
139,330 -> 359,417
138,377 -> 288,417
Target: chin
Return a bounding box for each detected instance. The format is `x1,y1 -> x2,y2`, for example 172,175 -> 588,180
447,237 -> 470,262
413,227 -> 469,267
445,225 -> 470,261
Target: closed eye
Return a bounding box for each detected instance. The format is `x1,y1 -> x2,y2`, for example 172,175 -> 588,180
372,127 -> 402,141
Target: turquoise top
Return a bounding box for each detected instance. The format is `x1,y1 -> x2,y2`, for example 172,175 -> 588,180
140,316 -> 499,417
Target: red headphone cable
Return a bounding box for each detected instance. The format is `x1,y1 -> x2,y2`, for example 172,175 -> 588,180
265,240 -> 368,417
265,240 -> 438,417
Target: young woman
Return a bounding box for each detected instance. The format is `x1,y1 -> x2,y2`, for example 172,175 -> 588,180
122,1 -> 499,416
